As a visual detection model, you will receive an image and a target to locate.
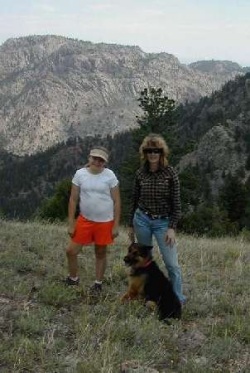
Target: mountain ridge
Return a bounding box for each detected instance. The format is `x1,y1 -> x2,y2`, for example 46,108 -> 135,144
0,35 -> 247,155
1,73 -> 250,222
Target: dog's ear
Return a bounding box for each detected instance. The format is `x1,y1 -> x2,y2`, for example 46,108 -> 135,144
127,242 -> 137,252
137,244 -> 153,258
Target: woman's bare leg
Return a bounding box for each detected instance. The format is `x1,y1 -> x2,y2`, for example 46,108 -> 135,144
94,245 -> 107,282
66,242 -> 82,278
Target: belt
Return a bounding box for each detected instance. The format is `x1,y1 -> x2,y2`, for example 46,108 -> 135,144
141,209 -> 168,220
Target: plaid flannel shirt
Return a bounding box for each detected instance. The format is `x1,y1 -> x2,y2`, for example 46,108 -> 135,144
129,165 -> 181,229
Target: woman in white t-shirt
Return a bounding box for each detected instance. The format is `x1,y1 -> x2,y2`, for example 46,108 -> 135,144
65,146 -> 121,293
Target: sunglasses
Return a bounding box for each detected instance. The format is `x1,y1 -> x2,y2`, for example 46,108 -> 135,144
91,156 -> 105,162
143,148 -> 163,154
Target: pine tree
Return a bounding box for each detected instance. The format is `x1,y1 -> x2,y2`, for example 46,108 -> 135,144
133,87 -> 177,148
120,87 -> 177,222
38,179 -> 72,221
219,174 -> 247,229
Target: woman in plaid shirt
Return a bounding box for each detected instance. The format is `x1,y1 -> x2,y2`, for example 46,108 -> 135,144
128,133 -> 186,304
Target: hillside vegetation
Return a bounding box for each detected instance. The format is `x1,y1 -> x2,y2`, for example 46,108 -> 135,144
0,219 -> 249,372
2,76 -> 250,238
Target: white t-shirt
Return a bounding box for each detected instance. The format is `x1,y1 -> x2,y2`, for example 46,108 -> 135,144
72,167 -> 119,222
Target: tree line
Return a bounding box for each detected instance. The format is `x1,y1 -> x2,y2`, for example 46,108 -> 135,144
36,86 -> 250,237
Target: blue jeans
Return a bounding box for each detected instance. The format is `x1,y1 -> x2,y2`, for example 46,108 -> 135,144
133,208 -> 186,303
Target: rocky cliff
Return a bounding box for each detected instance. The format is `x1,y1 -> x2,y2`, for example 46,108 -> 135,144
0,35 -> 246,155
177,74 -> 250,196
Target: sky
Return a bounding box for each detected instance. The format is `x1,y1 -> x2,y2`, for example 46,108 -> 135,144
0,0 -> 250,66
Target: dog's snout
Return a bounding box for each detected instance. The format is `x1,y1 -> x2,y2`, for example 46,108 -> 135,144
124,255 -> 129,263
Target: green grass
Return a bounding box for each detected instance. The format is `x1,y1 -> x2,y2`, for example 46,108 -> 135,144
0,219 -> 249,372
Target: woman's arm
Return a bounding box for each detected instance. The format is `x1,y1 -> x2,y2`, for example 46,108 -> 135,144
127,173 -> 141,242
128,174 -> 140,226
68,184 -> 80,237
166,168 -> 181,246
110,185 -> 121,237
169,168 -> 181,230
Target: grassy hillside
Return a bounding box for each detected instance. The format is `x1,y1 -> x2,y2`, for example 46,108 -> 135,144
0,219 -> 249,372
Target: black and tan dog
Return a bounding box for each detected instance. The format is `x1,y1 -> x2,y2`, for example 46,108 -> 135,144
121,243 -> 181,321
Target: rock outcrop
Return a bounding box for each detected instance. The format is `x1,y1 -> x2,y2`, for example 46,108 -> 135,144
0,35 -> 245,155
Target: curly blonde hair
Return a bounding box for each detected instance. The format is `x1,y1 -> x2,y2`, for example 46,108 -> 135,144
139,133 -> 169,167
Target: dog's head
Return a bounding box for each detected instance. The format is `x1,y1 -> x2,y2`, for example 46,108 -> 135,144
124,243 -> 153,268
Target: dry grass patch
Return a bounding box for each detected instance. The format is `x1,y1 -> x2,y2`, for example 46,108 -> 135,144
0,219 -> 249,372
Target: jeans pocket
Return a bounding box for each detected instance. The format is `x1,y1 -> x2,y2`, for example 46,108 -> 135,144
134,208 -> 140,216
133,208 -> 142,225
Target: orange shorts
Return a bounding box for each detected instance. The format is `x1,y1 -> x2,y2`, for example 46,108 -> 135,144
72,214 -> 114,246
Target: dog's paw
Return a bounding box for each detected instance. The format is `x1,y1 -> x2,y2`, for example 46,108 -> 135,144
121,293 -> 135,302
145,300 -> 157,311
121,292 -> 140,302
120,293 -> 129,302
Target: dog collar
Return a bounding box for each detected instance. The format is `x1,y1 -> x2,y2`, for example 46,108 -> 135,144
142,259 -> 152,268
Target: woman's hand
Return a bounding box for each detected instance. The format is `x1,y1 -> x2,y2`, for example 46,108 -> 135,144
67,221 -> 76,238
165,228 -> 176,247
128,227 -> 135,243
112,225 -> 119,239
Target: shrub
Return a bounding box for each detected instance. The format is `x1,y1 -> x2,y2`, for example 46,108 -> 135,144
180,204 -> 239,237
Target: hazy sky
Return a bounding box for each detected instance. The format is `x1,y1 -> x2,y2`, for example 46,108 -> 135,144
0,0 -> 249,66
